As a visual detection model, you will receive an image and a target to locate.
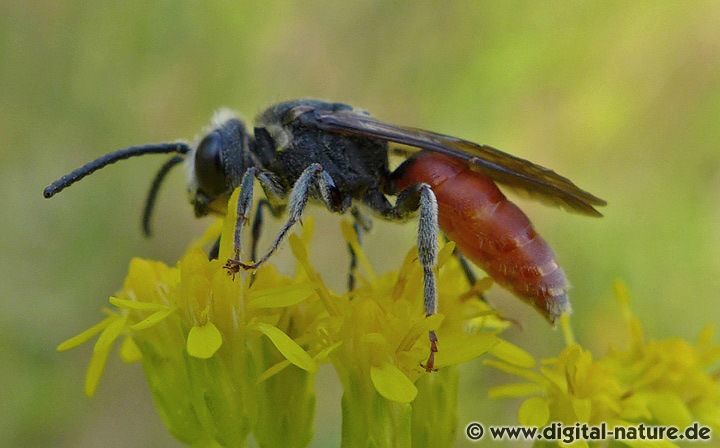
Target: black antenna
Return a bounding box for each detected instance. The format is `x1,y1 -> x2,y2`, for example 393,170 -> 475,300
142,155 -> 185,237
43,142 -> 190,198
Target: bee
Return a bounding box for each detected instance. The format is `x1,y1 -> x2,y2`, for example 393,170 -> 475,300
45,99 -> 605,370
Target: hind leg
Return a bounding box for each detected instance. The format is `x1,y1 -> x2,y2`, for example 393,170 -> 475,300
362,187 -> 440,371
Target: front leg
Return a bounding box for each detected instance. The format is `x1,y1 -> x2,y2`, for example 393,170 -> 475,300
223,168 -> 285,278
363,186 -> 440,371
238,163 -> 350,271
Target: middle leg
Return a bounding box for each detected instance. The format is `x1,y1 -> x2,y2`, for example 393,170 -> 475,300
250,199 -> 285,263
347,206 -> 373,292
363,186 -> 440,371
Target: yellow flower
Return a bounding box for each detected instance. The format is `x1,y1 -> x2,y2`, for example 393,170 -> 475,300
602,282 -> 720,431
58,186 -> 530,448
58,188 -> 321,448
288,219 -> 529,447
488,281 -> 720,448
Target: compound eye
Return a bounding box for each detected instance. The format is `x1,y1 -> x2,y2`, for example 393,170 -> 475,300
194,132 -> 227,197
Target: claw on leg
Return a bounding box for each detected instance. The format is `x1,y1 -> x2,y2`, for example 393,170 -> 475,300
223,255 -> 241,280
423,329 -> 439,372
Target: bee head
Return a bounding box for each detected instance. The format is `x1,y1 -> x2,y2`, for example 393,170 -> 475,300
187,109 -> 255,218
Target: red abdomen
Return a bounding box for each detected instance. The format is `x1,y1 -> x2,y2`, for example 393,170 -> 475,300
393,152 -> 570,323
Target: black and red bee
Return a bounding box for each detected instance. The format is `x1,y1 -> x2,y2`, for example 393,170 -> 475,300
44,99 -> 605,370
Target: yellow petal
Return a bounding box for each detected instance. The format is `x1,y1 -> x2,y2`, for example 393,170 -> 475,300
518,396 -> 550,427
186,322 -> 223,359
628,317 -> 645,349
436,241 -> 455,269
289,234 -> 340,317
119,337 -> 142,363
257,360 -> 292,383
300,216 -> 316,246
540,366 -> 568,392
109,296 -> 171,311
361,332 -> 389,346
488,383 -> 545,399
646,393 -> 693,427
483,359 -> 544,383
571,397 -> 591,422
697,324 -> 715,347
702,343 -> 720,366
84,315 -> 128,396
434,333 -> 498,368
560,313 -> 576,346
125,258 -> 159,300
180,248 -> 210,277
341,219 -> 376,282
633,363 -> 666,389
247,282 -> 314,309
129,308 -> 175,331
189,218 -> 224,250
614,280 -> 631,313
421,313 -> 445,332
312,341 -> 343,361
94,314 -> 128,353
219,187 -> 242,262
397,314 -> 445,353
57,315 -> 115,351
84,341 -> 112,397
290,233 -> 311,265
186,275 -> 212,315
250,321 -> 318,373
392,247 -> 420,300
256,342 -> 343,383
370,362 -> 418,403
489,339 -> 536,368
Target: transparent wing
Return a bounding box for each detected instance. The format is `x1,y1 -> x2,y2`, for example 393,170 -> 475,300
293,106 -> 606,216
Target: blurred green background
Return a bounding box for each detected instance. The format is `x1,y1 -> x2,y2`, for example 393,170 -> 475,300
2,1 -> 719,446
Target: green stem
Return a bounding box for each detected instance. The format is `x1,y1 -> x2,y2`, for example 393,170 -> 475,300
340,371 -> 412,448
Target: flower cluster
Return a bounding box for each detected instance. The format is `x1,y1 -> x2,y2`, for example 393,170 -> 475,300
59,187 -> 525,447
489,281 -> 720,447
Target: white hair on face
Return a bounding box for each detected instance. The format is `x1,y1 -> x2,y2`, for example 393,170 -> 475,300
185,139 -> 198,193
185,108 -> 243,193
211,108 -> 242,128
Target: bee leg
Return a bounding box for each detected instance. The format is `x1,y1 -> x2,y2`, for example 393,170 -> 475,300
224,168 -> 285,278
456,252 -> 489,302
347,207 -> 373,291
447,241 -> 489,303
443,235 -> 481,290
250,199 -> 268,263
454,247 -> 478,286
240,163 -> 349,270
250,199 -> 285,263
347,221 -> 362,292
363,185 -> 439,371
209,237 -> 220,260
